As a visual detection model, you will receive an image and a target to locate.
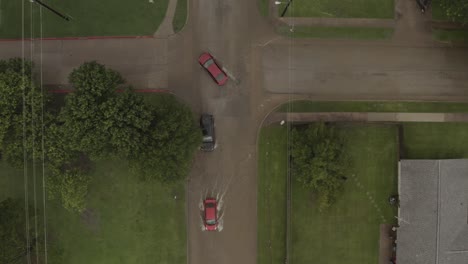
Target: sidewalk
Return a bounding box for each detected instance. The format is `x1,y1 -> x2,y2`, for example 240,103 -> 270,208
154,0 -> 179,36
264,112 -> 468,126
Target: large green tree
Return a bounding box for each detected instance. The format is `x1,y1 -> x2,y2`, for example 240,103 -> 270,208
49,61 -> 200,212
45,123 -> 91,213
130,95 -> 201,182
61,62 -> 200,182
291,123 -> 348,210
440,0 -> 468,24
0,198 -> 35,264
59,61 -> 127,159
0,58 -> 46,167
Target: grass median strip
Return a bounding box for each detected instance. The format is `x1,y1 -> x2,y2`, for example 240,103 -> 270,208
172,0 -> 187,33
259,0 -> 269,17
258,126 -> 287,264
0,0 -> 169,38
277,26 -> 394,40
279,0 -> 394,18
433,29 -> 468,42
277,101 -> 468,113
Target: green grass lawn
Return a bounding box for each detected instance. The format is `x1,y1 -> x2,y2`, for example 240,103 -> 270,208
277,101 -> 468,113
258,126 -> 288,264
0,160 -> 186,264
259,0 -> 269,17
433,29 -> 468,42
257,124 -> 398,264
291,124 -> 398,264
277,26 -> 394,39
403,123 -> 468,159
0,0 -> 169,38
279,0 -> 394,18
172,0 -> 187,33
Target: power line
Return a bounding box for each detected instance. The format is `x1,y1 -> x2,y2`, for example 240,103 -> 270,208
22,0 -> 32,262
29,1 -> 40,263
31,0 -> 70,21
40,3 -> 49,263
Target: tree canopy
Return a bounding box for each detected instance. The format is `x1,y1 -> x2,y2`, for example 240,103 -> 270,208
129,95 -> 201,182
440,0 -> 468,24
291,123 -> 348,210
0,58 -> 46,167
47,61 -> 200,211
0,59 -> 201,213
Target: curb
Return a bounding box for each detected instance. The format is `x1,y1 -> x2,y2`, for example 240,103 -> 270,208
0,35 -> 154,42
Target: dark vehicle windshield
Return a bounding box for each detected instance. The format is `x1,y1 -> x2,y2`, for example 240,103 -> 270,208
200,114 -> 215,151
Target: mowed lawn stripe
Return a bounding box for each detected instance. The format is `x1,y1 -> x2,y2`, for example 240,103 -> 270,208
403,123 -> 468,159
276,101 -> 468,113
281,0 -> 394,18
258,126 -> 288,264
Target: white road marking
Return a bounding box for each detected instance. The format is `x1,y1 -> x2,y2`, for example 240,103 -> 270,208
221,66 -> 240,85
255,36 -> 281,47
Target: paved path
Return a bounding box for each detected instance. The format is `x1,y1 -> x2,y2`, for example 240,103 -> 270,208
154,0 -> 178,36
264,112 -> 468,125
279,17 -> 395,28
393,0 -> 433,42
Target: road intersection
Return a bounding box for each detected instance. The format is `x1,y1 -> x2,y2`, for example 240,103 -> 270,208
1,0 -> 468,263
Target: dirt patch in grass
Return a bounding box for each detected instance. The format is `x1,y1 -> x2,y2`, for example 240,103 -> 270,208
80,208 -> 100,234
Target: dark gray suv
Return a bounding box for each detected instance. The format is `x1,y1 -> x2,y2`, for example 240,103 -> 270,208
200,114 -> 215,151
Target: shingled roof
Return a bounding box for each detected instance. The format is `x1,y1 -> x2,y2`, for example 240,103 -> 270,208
398,160 -> 468,264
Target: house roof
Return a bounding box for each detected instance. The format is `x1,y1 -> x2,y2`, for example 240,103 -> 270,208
398,160 -> 468,264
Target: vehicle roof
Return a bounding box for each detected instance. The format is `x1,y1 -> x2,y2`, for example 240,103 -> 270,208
207,61 -> 223,77
204,199 -> 217,220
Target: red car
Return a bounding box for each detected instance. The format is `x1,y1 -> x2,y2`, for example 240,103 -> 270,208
198,53 -> 228,86
203,198 -> 218,231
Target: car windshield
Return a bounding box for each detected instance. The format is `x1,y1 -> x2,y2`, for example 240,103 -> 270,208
215,73 -> 226,82
203,59 -> 214,68
205,202 -> 215,208
206,219 -> 216,225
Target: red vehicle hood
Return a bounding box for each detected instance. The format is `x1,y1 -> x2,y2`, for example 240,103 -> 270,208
204,198 -> 217,231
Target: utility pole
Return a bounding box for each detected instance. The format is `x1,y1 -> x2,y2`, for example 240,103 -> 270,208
30,0 -> 70,21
